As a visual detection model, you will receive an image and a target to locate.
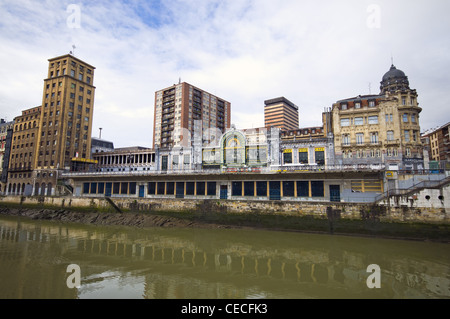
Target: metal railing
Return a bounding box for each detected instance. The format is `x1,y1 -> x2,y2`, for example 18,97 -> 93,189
374,176 -> 450,202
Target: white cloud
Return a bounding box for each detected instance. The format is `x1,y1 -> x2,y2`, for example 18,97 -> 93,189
0,0 -> 449,148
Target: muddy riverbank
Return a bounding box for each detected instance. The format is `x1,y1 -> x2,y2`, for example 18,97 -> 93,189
0,207 -> 229,230
1,203 -> 450,243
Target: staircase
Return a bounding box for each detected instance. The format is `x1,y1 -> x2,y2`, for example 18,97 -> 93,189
375,176 -> 450,203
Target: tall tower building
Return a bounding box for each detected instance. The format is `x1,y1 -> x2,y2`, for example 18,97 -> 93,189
5,54 -> 96,196
35,54 -> 96,168
264,97 -> 299,131
34,54 -> 95,195
153,82 -> 231,149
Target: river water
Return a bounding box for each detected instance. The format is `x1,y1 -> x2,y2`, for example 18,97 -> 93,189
0,215 -> 449,299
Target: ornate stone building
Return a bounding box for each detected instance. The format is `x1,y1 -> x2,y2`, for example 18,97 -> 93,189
331,64 -> 423,170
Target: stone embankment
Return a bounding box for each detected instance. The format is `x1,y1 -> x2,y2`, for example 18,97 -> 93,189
0,195 -> 449,242
0,206 -> 224,229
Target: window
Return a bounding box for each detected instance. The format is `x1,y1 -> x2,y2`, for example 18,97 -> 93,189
157,182 -> 165,195
297,181 -> 309,197
355,117 -> 364,125
184,154 -> 190,165
311,181 -> 324,197
411,114 -> 416,123
355,102 -> 361,109
356,133 -> 364,145
78,74 -> 83,81
404,130 -> 410,142
370,132 -> 379,144
166,182 -> 175,195
70,70 -> 75,77
341,118 -> 350,127
368,116 -> 378,124
387,130 -> 394,141
406,148 -> 411,157
403,114 -> 408,123
244,182 -> 255,197
256,182 -> 267,197
207,182 -> 216,196
298,150 -> 308,164
341,103 -> 348,110
283,150 -> 292,164
315,149 -> 325,165
402,97 -> 406,105
369,100 -> 376,107
148,182 -> 156,195
283,181 -> 295,197
232,182 -> 242,197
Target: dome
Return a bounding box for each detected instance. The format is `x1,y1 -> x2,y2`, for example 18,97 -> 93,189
382,64 -> 407,82
380,64 -> 410,94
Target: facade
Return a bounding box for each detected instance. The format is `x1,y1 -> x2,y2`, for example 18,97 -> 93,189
91,137 -> 114,154
331,64 -> 424,171
264,97 -> 299,131
63,127 -> 384,202
279,126 -> 335,168
4,53 -> 96,196
91,147 -> 156,173
0,119 -> 14,193
421,122 -> 450,164
7,107 -> 41,195
153,82 -> 231,149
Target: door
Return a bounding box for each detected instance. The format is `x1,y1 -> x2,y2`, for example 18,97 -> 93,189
220,185 -> 228,200
105,182 -> 112,197
176,182 -> 184,198
161,156 -> 168,171
139,185 -> 145,198
269,181 -> 281,200
329,185 -> 341,202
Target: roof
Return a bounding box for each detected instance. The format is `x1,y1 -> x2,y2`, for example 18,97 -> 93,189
264,97 -> 298,110
336,94 -> 383,103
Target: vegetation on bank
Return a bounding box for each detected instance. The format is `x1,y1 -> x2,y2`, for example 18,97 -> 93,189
0,200 -> 449,242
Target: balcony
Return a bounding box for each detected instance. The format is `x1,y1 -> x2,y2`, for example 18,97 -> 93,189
385,139 -> 401,145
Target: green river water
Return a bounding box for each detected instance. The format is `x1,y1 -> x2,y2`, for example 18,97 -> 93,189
0,215 -> 449,299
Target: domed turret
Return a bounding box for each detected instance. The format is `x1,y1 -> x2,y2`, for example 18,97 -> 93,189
380,64 -> 410,94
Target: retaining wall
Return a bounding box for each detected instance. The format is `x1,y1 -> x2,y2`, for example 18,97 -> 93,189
0,195 -> 448,224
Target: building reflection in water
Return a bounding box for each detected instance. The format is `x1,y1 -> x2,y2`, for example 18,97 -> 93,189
0,216 -> 449,299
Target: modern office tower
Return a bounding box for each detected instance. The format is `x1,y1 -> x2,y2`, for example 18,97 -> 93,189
331,64 -> 423,170
264,97 -> 299,131
7,106 -> 41,195
153,82 -> 231,149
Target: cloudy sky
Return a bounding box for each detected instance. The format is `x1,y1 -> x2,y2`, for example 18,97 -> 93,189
0,0 -> 449,148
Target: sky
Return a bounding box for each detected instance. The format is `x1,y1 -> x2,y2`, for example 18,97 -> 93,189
0,0 -> 449,148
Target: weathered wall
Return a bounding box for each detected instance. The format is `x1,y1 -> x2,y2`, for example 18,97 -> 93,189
0,195 -> 448,224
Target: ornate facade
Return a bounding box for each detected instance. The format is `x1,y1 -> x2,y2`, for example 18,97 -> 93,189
332,64 -> 424,170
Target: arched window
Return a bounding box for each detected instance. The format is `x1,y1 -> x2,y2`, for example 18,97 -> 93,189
40,183 -> 46,196
47,183 -> 52,196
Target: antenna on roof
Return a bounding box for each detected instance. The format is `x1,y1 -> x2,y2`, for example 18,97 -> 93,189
178,77 -> 181,84
72,44 -> 76,56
